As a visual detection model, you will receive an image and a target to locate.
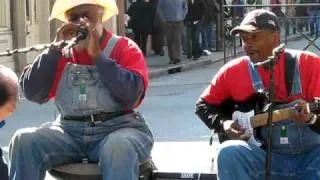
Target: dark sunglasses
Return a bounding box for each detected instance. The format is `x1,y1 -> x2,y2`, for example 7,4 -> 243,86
67,11 -> 92,22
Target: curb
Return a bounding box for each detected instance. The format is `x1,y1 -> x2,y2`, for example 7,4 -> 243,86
149,56 -> 224,79
148,52 -> 241,79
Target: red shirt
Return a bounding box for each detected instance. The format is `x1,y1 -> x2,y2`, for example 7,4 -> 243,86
202,51 -> 320,105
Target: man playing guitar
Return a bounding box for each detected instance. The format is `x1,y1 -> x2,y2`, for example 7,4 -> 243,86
195,9 -> 320,180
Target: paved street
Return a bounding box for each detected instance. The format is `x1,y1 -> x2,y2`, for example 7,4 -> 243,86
1,35 -> 320,179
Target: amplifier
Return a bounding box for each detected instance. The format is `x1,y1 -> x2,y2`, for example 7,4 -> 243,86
151,171 -> 217,180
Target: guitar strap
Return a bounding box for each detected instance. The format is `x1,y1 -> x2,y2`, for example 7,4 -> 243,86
248,50 -> 301,96
284,51 -> 298,96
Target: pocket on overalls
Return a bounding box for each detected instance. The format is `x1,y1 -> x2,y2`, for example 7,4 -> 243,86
261,120 -> 300,153
68,68 -> 100,111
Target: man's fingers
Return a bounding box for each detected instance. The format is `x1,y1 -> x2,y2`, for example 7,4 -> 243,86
226,128 -> 246,139
239,133 -> 251,141
231,121 -> 245,132
56,23 -> 81,41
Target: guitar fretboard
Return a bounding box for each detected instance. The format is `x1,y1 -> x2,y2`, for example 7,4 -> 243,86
251,107 -> 296,128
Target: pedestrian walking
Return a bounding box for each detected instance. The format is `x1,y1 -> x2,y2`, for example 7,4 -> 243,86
185,0 -> 205,60
157,0 -> 188,64
151,0 -> 165,56
128,0 -> 154,56
202,0 -> 219,52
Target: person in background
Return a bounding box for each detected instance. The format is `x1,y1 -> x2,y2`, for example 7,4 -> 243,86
8,0 -> 154,179
185,0 -> 205,60
307,0 -> 320,37
0,65 -> 18,180
270,0 -> 284,18
195,9 -> 320,180
157,0 -> 188,64
127,0 -> 154,56
295,0 -> 309,32
151,0 -> 165,56
202,0 -> 219,52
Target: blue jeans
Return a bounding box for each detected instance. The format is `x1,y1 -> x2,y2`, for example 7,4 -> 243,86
202,23 -> 215,50
308,10 -> 320,36
180,24 -> 188,53
217,140 -> 320,180
8,112 -> 154,180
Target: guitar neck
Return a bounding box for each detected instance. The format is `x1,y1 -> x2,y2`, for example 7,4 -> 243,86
251,107 -> 295,128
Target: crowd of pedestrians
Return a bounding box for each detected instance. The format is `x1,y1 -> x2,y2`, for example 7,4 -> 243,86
126,0 -> 320,65
127,0 -> 220,65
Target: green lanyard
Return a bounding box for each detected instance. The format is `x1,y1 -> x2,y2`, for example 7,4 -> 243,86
280,125 -> 289,144
79,81 -> 87,101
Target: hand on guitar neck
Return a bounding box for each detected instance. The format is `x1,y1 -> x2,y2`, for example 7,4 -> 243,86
218,96 -> 320,145
290,99 -> 315,124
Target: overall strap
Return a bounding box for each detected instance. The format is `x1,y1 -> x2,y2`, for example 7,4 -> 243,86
248,59 -> 265,92
103,35 -> 121,58
284,50 -> 302,96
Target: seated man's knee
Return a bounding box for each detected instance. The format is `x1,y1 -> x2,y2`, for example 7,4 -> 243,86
10,128 -> 38,149
103,134 -> 135,156
217,140 -> 246,164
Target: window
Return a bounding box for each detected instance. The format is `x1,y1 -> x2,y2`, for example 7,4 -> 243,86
0,0 -> 6,28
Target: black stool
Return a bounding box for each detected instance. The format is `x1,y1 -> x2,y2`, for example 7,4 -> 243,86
49,158 -> 156,180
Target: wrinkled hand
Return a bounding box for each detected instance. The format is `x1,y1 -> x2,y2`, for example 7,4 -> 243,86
53,23 -> 81,51
223,120 -> 250,141
78,17 -> 102,59
291,99 -> 314,124
54,22 -> 81,43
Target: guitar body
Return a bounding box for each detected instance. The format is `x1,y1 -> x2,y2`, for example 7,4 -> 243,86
218,92 -> 268,144
232,110 -> 261,146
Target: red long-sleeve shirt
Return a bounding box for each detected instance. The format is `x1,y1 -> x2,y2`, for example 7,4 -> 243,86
202,50 -> 320,105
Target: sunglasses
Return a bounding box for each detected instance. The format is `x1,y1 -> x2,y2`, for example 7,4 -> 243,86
66,11 -> 94,22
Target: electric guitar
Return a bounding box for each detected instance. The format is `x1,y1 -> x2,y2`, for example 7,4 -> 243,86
217,93 -> 320,145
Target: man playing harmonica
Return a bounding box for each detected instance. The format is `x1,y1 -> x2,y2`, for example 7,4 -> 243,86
8,1 -> 154,179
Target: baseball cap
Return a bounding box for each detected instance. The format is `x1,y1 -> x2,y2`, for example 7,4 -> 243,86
230,9 -> 280,35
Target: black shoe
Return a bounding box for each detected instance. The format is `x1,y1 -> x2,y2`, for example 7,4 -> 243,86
193,56 -> 200,60
169,59 -> 180,64
209,48 -> 215,52
159,50 -> 164,56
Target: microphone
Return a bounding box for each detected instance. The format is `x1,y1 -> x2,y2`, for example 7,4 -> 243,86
62,27 -> 88,58
64,27 -> 88,49
75,27 -> 89,42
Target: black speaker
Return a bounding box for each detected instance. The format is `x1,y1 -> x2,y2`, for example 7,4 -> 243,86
151,171 -> 217,180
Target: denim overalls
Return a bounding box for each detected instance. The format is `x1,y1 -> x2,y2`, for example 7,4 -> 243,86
54,36 -> 123,116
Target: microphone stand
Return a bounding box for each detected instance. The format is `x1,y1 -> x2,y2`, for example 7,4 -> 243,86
254,44 -> 285,180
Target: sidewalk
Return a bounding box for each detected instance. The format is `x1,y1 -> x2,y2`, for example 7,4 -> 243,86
146,31 -> 305,79
146,50 -> 227,79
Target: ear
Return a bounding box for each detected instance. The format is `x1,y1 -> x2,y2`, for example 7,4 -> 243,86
96,5 -> 104,22
272,31 -> 281,44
